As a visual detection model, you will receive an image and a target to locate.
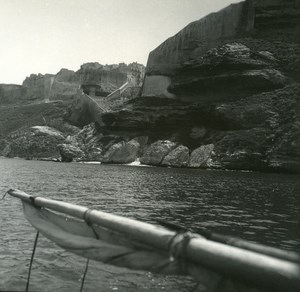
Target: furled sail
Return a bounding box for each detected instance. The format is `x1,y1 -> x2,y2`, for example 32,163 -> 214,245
7,189 -> 300,292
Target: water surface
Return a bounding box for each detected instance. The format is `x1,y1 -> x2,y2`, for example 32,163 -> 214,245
0,158 -> 299,291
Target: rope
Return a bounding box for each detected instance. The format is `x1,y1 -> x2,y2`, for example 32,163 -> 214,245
79,209 -> 98,291
79,259 -> 90,292
26,231 -> 39,292
1,191 -> 8,200
29,196 -> 41,209
168,231 -> 201,291
83,209 -> 99,239
168,231 -> 199,263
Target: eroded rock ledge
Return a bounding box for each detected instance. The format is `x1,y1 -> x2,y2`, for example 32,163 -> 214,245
1,0 -> 299,174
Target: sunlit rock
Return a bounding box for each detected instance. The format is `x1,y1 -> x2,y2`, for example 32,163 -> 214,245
189,144 -> 214,168
57,143 -> 84,162
162,145 -> 190,167
31,126 -> 65,140
140,140 -> 177,166
102,139 -> 140,164
2,126 -> 65,159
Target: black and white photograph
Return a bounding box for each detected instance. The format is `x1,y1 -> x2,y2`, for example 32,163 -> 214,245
0,0 -> 299,291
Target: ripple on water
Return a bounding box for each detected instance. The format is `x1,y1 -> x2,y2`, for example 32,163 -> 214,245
0,159 -> 299,291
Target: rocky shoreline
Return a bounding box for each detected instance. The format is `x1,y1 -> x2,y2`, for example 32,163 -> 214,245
1,115 -> 298,174
1,0 -> 299,174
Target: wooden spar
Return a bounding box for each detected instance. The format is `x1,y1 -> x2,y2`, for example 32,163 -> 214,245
7,189 -> 174,250
187,238 -> 300,291
7,189 -> 300,291
206,232 -> 300,263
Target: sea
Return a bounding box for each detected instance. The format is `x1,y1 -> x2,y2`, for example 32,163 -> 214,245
0,158 -> 299,291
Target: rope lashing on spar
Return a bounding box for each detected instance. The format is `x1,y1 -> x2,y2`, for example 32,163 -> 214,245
168,231 -> 202,291
83,208 -> 99,240
29,195 -> 41,209
5,189 -> 300,292
168,231 -> 199,263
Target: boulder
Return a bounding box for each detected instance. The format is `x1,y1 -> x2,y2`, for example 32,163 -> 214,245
162,145 -> 190,167
189,144 -> 214,168
65,135 -> 80,146
57,143 -> 84,162
1,143 -> 11,157
61,123 -> 104,162
83,146 -> 103,162
76,123 -> 98,144
132,136 -> 149,155
2,126 -> 65,159
31,126 -> 65,140
102,139 -> 140,164
140,140 -> 177,166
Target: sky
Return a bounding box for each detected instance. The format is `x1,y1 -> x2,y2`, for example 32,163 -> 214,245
0,0 -> 242,85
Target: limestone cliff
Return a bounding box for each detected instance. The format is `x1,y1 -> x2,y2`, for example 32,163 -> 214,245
0,84 -> 27,104
142,0 -> 300,100
0,62 -> 145,106
22,72 -> 78,103
168,43 -> 287,103
90,0 -> 300,173
1,0 -> 299,173
78,63 -> 127,96
0,62 -> 145,147
146,1 -> 251,76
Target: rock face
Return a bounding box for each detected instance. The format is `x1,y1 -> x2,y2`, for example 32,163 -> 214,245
22,72 -> 79,103
78,63 -> 127,96
142,0 -> 300,99
102,139 -> 140,164
0,84 -> 27,105
2,126 -> 65,159
212,84 -> 300,172
146,0 -> 300,75
0,62 -> 145,106
141,76 -> 176,98
145,1 -> 250,76
162,145 -> 190,167
31,126 -> 65,140
189,144 -> 215,168
140,140 -> 177,166
168,43 -> 287,103
64,90 -> 106,127
64,123 -> 104,162
94,0 -> 300,173
57,144 -> 84,162
1,0 -> 299,174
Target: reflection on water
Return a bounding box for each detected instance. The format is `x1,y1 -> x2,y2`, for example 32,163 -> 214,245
0,158 -> 299,291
